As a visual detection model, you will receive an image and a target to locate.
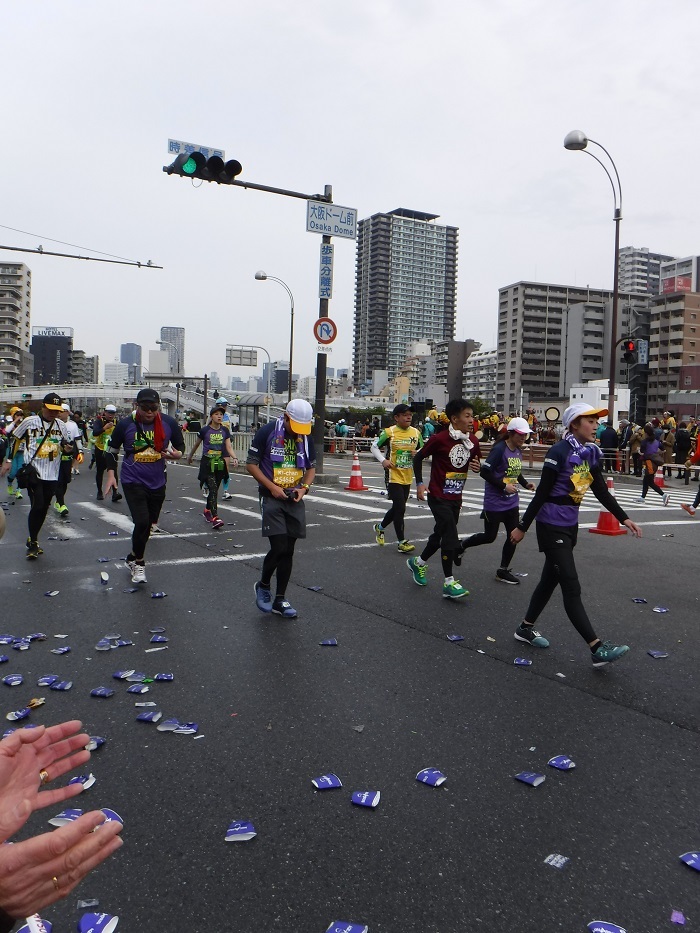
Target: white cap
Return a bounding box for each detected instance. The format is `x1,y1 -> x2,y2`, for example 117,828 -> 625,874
507,417 -> 531,435
285,398 -> 313,435
104,404 -> 117,413
216,397 -> 228,405
61,403 -> 71,412
562,403 -> 608,429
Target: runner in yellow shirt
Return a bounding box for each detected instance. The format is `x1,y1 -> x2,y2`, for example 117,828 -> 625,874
370,404 -> 423,553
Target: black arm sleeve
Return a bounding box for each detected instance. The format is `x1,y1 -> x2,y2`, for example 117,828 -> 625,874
590,469 -> 629,524
517,474 -> 530,488
91,418 -> 105,438
412,436 -> 434,487
518,468 -> 559,531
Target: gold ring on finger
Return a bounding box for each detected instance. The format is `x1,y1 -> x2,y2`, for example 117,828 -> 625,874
39,769 -> 50,785
52,876 -> 60,891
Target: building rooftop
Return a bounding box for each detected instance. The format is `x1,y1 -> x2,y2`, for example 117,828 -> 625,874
387,208 -> 440,222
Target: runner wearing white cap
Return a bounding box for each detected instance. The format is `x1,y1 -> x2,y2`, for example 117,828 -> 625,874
458,417 -> 535,584
509,403 -> 643,667
53,403 -> 82,519
246,399 -> 316,618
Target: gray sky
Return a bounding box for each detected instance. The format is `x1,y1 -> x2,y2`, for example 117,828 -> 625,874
4,0 -> 700,385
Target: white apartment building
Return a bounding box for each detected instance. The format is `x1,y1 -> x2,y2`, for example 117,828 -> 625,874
618,246 -> 675,295
0,262 -> 32,387
104,362 -> 130,383
462,348 -> 497,406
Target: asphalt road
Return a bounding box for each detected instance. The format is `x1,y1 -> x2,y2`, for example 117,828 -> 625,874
1,458 -> 699,932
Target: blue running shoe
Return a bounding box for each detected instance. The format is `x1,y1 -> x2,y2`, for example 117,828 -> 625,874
254,581 -> 273,614
406,556 -> 427,586
272,597 -> 297,619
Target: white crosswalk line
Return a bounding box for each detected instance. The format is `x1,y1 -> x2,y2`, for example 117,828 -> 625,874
181,496 -> 261,521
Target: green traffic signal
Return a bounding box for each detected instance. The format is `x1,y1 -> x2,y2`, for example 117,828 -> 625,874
181,156 -> 197,175
164,151 -> 242,184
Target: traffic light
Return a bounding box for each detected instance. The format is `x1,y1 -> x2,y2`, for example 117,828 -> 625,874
165,152 -> 243,184
21,393 -> 32,399
622,339 -> 636,364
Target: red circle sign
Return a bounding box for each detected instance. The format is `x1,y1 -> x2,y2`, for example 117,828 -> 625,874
313,318 -> 337,345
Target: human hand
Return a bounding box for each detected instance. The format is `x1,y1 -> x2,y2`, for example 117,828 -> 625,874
416,483 -> 426,501
510,528 -> 525,545
290,487 -> 307,503
0,722 -> 91,843
382,459 -> 391,470
504,483 -> 518,495
527,483 -> 536,491
271,485 -> 289,501
0,462 -> 10,477
230,457 -> 239,467
103,474 -> 117,496
469,459 -> 481,473
623,519 -> 643,538
162,448 -> 182,461
0,810 -> 123,920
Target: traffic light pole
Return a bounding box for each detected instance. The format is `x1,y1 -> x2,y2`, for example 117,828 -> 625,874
607,208 -> 621,426
164,160 -> 336,482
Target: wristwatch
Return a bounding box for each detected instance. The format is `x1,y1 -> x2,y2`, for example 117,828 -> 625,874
300,483 -> 311,491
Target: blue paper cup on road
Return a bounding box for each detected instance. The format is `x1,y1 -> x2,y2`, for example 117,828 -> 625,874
514,771 -> 545,787
312,773 -> 342,790
325,923 -> 369,933
90,687 -> 115,698
548,755 -> 575,771
679,851 -> 700,871
48,808 -> 83,827
99,808 -> 123,825
351,790 -> 380,808
225,820 -> 256,842
416,768 -> 447,786
78,912 -> 119,933
17,918 -> 52,933
586,923 -> 627,933
3,674 -> 23,686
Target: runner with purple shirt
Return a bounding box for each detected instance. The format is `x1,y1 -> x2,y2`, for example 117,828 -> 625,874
458,417 -> 535,585
103,388 -> 185,585
510,403 -> 642,667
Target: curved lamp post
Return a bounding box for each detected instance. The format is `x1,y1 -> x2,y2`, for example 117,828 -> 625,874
564,130 -> 623,426
255,271 -> 295,403
156,339 -> 180,376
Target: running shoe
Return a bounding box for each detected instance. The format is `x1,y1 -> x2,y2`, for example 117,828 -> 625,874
223,492 -> 233,500
203,508 -> 213,523
662,493 -> 671,507
54,503 -> 69,518
681,503 -> 696,516
397,540 -> 415,553
211,517 -> 224,530
96,491 -> 104,501
496,568 -> 520,585
6,485 -> 15,497
26,539 -> 42,560
14,490 -> 22,500
514,624 -> 549,648
131,564 -> 147,585
406,556 -> 427,586
443,580 -> 469,599
373,522 -> 385,546
254,581 -> 273,613
591,640 -> 629,668
272,597 -> 298,619
634,496 -> 646,503
150,524 -> 165,535
111,491 -> 123,502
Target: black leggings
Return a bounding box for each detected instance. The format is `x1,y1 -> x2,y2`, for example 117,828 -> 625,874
524,523 -> 597,644
95,449 -> 118,493
642,465 -> 664,498
200,464 -> 227,515
55,460 -> 72,507
27,480 -> 57,541
421,498 -> 462,579
381,483 -> 411,541
261,534 -> 297,597
122,483 -> 166,560
462,507 -> 519,569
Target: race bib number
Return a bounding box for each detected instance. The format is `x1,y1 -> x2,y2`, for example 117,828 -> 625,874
395,449 -> 413,469
273,465 -> 303,488
36,439 -> 60,460
442,471 -> 467,496
134,449 -> 162,463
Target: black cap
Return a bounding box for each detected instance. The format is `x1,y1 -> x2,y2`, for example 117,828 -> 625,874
392,403 -> 411,416
43,392 -> 63,411
136,388 -> 160,404
210,406 -> 226,416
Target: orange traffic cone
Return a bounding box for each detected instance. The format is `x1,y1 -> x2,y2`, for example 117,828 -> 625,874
589,475 -> 627,536
345,452 -> 368,491
654,465 -> 665,489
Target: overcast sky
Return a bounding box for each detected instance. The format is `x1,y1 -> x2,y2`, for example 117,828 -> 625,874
4,0 -> 700,386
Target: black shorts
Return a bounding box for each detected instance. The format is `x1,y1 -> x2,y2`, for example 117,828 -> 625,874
260,495 -> 307,539
535,521 -> 578,553
428,496 -> 462,552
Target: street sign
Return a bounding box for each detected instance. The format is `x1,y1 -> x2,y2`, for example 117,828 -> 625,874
319,243 -> 334,299
306,201 -> 357,239
168,139 -> 225,160
226,348 -> 257,367
637,338 -> 649,365
313,318 -> 337,345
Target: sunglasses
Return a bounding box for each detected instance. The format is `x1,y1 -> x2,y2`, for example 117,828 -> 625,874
138,403 -> 159,412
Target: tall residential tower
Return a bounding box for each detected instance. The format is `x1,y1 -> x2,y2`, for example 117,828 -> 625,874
352,209 -> 458,390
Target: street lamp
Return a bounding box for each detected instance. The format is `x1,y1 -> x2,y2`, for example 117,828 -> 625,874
156,339 -> 180,376
564,130 -> 623,425
255,271 -> 295,403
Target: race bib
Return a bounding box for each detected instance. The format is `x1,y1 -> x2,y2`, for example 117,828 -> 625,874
36,439 -> 60,460
442,471 -> 467,496
134,449 -> 162,463
273,465 -> 303,488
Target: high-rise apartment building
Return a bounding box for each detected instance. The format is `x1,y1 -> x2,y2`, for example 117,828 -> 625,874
159,327 -> 185,374
618,247 -> 676,295
646,291 -> 700,413
104,361 -> 130,384
659,255 -> 700,295
497,281 -> 646,413
0,262 -> 32,387
353,208 -> 458,389
69,350 -> 100,384
120,343 -> 142,383
462,348 -> 497,407
433,339 -> 480,400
